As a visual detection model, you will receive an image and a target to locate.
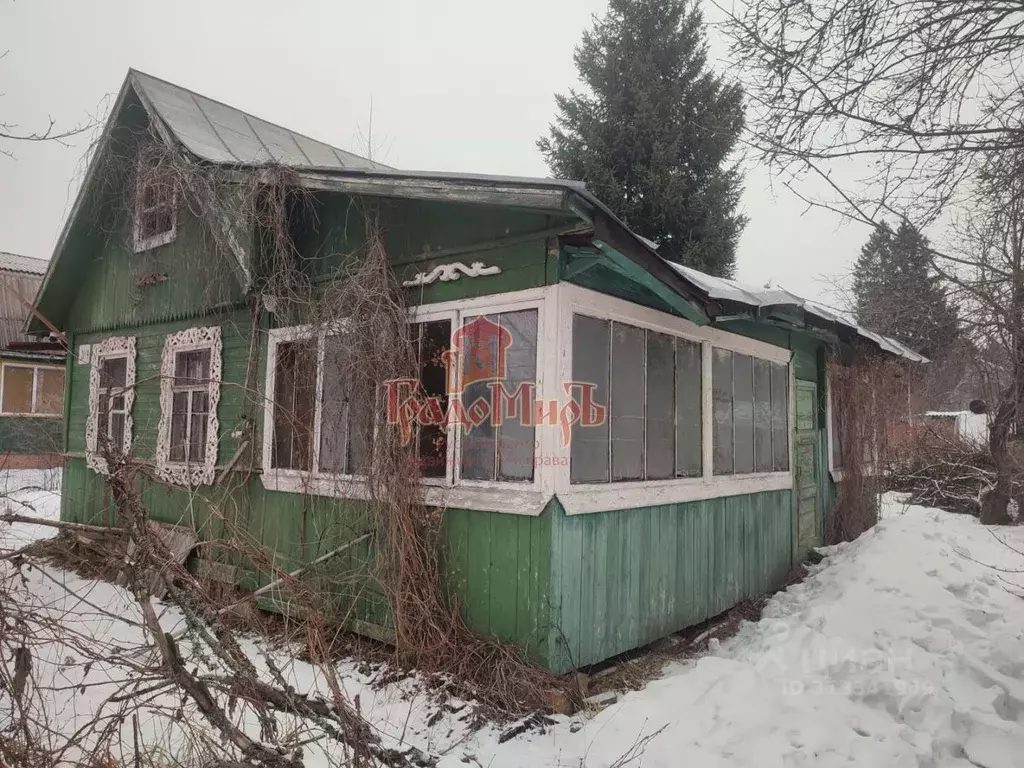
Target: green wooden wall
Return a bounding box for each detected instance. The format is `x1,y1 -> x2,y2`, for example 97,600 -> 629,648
544,492 -> 793,671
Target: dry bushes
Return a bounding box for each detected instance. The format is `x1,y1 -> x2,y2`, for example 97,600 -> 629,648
825,357 -> 904,544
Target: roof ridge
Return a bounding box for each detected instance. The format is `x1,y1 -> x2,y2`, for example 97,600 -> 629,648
127,68 -> 373,164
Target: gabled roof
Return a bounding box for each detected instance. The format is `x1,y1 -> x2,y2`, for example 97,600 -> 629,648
129,70 -> 391,171
32,69 -> 927,364
0,252 -> 48,276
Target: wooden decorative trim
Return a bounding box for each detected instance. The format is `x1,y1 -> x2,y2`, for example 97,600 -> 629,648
155,325 -> 222,486
401,261 -> 501,287
85,335 -> 136,475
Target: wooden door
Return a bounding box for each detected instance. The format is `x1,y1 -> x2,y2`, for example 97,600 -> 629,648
795,380 -> 821,553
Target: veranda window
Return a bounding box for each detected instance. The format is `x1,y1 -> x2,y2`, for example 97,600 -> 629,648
570,315 -> 703,484
270,332 -> 368,476
712,350 -> 789,475
0,363 -> 64,417
267,308 -> 540,484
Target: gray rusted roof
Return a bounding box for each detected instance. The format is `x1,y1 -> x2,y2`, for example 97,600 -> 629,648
0,252 -> 49,276
668,262 -> 929,363
129,70 -> 391,171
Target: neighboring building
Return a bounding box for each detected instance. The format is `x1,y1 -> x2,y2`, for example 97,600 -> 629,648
0,252 -> 65,468
924,410 -> 989,448
33,70 -> 923,671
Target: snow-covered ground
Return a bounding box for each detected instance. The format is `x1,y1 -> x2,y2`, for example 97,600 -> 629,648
3,473 -> 1024,767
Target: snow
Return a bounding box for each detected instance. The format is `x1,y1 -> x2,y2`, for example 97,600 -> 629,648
4,476 -> 1024,767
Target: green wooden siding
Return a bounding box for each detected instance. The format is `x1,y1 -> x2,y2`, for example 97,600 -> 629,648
545,491 -> 794,672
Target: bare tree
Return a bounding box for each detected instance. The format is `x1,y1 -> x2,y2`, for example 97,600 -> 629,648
0,49 -> 90,159
931,151 -> 1024,523
721,0 -> 1024,226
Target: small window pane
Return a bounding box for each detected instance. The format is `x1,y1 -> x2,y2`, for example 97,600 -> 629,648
675,340 -> 702,478
416,320 -> 452,479
611,323 -> 645,481
101,358 -> 127,390
459,316 -> 499,481
645,331 -> 675,480
497,310 -> 537,482
272,340 -> 316,471
733,354 -> 754,474
771,363 -> 790,472
571,315 -> 611,483
175,349 -> 210,386
190,390 -> 209,462
170,391 -> 189,462
753,358 -> 773,472
319,336 -> 352,475
110,413 -> 126,451
2,367 -> 33,414
37,368 -> 65,415
712,349 -> 734,475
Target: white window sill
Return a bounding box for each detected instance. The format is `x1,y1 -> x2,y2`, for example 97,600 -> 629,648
260,470 -> 550,515
831,468 -> 845,482
0,412 -> 62,419
133,229 -> 176,253
559,471 -> 794,515
261,469 -> 794,517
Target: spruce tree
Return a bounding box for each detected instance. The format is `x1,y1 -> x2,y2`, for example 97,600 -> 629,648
539,0 -> 746,277
852,222 -> 959,360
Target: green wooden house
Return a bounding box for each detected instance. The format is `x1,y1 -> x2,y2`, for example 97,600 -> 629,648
32,70 -> 923,672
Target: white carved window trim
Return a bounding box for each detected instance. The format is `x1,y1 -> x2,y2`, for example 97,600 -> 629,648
85,336 -> 137,475
156,326 -> 222,486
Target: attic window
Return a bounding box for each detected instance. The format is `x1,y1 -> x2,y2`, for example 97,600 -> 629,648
133,164 -> 177,252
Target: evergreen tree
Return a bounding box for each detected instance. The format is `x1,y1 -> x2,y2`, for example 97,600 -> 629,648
852,221 -> 959,360
538,0 -> 746,277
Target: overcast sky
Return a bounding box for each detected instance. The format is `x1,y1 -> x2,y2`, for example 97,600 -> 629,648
1,0 -> 870,304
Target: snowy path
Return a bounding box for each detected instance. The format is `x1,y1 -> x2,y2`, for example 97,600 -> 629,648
3,475 -> 1024,767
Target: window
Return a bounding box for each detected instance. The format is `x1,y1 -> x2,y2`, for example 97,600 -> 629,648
713,350 -> 789,475
156,327 -> 222,485
570,315 -> 703,484
269,330 -> 368,477
133,162 -> 177,252
0,363 -> 64,417
86,336 -> 136,474
458,310 -> 538,483
266,308 -> 541,486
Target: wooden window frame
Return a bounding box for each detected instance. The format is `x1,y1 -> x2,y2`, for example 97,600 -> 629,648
133,161 -> 177,253
85,336 -> 136,475
155,326 -> 222,486
0,362 -> 65,418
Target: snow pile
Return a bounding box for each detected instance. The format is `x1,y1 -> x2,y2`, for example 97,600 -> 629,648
464,495 -> 1024,767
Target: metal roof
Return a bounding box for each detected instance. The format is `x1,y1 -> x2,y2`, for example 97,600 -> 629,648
129,70 -> 391,171
668,262 -> 929,363
0,252 -> 49,276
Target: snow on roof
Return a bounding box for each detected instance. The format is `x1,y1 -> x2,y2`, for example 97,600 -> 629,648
0,252 -> 49,276
129,70 -> 392,171
666,262 -> 929,363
